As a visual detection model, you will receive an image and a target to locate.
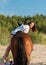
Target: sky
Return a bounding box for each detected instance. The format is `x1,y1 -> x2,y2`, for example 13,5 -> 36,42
0,0 -> 46,16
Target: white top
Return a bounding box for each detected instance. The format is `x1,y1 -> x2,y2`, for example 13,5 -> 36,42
11,24 -> 29,35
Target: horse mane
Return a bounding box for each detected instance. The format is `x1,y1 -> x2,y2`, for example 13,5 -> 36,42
14,36 -> 28,65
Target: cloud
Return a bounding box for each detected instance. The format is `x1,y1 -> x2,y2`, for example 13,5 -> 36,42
4,0 -> 7,3
0,0 -> 8,4
0,11 -> 15,16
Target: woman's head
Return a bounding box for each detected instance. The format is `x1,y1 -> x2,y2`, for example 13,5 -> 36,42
28,20 -> 37,32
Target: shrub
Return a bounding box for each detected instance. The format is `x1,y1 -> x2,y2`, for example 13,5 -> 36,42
29,31 -> 46,44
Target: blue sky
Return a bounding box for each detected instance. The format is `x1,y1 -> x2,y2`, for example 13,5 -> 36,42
0,0 -> 46,16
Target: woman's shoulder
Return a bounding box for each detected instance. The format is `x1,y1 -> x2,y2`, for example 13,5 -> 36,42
20,24 -> 29,28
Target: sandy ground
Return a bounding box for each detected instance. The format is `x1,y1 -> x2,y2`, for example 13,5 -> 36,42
30,44 -> 46,65
0,44 -> 46,65
0,45 -> 7,58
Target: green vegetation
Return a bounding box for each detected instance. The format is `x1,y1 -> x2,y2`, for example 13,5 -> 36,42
0,14 -> 46,45
8,51 -> 13,59
29,32 -> 46,44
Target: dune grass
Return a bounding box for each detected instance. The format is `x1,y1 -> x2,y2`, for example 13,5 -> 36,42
0,30 -> 46,46
29,31 -> 46,45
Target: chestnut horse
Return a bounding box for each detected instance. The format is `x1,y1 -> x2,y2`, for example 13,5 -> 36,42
11,31 -> 33,65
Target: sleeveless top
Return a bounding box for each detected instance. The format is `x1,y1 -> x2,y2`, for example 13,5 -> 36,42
11,24 -> 29,35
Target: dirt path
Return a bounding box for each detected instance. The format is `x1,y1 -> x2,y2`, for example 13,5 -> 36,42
0,44 -> 46,65
0,45 -> 7,58
30,44 -> 46,64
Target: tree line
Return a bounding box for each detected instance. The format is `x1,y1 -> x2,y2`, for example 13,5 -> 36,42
0,14 -> 46,33
0,14 -> 46,45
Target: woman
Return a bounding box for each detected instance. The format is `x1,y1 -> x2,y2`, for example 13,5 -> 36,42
3,20 -> 36,61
